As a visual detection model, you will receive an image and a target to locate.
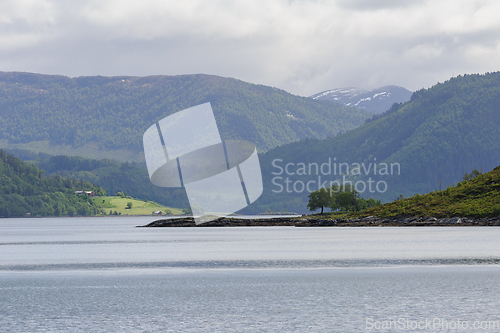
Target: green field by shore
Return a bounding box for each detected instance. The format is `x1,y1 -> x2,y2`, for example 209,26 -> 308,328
91,196 -> 184,216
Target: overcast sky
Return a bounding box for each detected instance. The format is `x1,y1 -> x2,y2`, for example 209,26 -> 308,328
1,0 -> 500,96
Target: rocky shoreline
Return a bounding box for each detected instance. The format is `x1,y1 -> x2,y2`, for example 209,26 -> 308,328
139,215 -> 500,227
139,217 -> 297,227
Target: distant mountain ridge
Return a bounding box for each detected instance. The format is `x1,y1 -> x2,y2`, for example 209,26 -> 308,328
310,85 -> 412,114
0,72 -> 371,162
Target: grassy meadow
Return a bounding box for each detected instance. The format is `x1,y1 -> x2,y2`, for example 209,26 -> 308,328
92,196 -> 184,216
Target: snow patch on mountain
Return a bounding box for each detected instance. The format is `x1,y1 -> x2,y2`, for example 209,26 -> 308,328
310,86 -> 412,114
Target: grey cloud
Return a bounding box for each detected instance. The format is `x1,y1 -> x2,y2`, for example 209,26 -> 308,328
1,0 -> 500,96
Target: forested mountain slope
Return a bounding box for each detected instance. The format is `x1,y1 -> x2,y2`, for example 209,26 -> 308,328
0,150 -> 105,217
0,72 -> 371,161
248,72 -> 500,213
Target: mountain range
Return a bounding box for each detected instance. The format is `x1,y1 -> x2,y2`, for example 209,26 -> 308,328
310,85 -> 412,114
2,71 -> 500,215
0,72 -> 371,162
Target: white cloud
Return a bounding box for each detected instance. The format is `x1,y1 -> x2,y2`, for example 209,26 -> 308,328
0,0 -> 58,51
1,0 -> 500,95
0,0 -> 56,25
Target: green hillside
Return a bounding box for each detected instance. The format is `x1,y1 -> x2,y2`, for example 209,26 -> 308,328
0,150 -> 105,217
246,72 -> 500,213
0,72 -> 371,161
349,166 -> 500,218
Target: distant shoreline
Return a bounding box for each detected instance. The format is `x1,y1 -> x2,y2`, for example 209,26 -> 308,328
139,215 -> 500,227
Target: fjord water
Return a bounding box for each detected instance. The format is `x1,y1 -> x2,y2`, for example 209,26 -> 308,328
1,217 -> 500,332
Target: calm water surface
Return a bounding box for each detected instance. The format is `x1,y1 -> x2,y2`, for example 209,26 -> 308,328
1,217 -> 500,332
